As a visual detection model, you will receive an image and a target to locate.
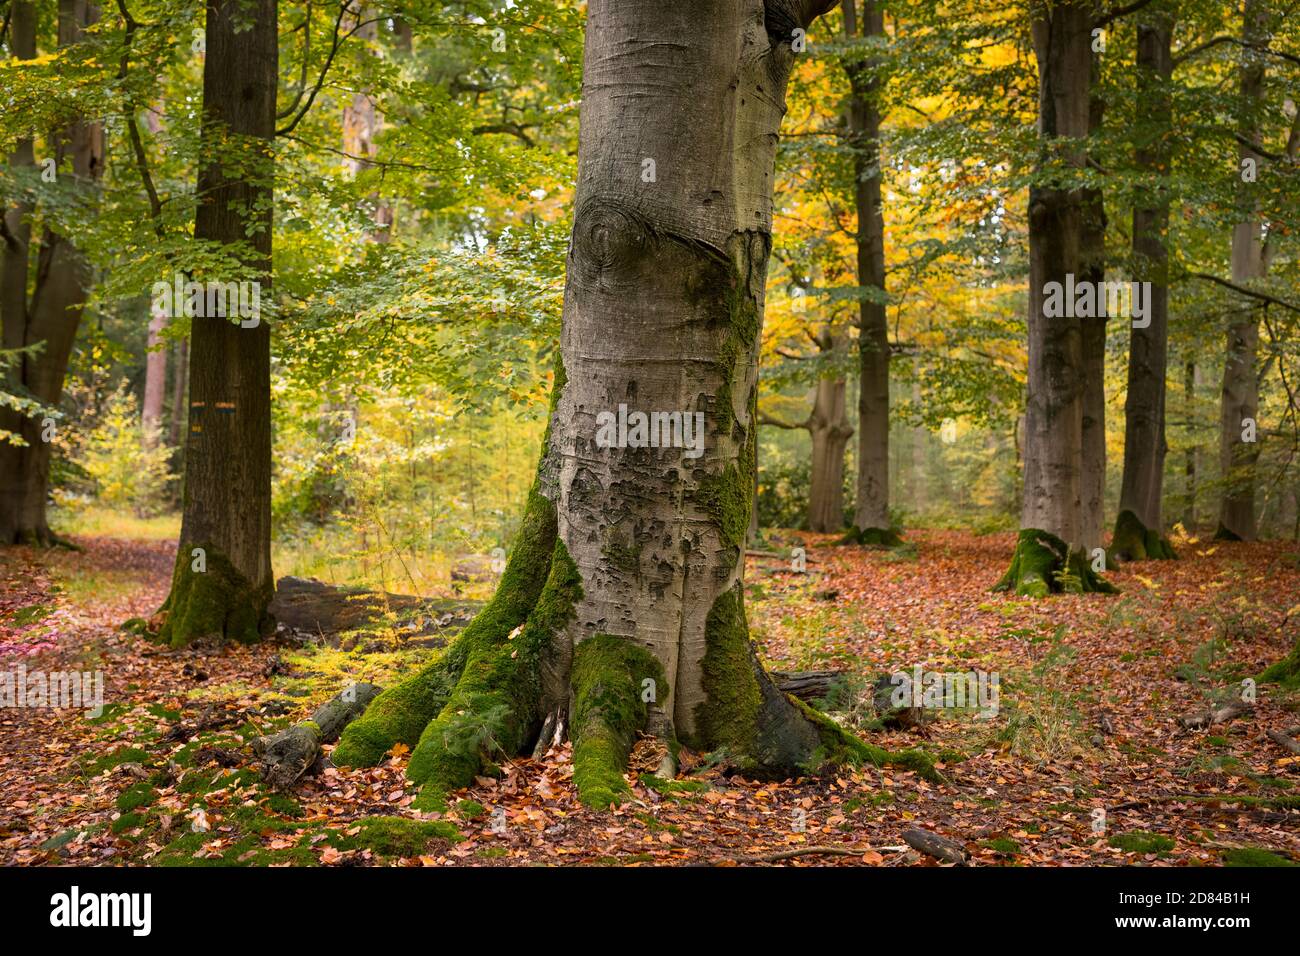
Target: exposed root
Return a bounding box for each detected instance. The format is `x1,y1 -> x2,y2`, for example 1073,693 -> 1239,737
839,525 -> 904,548
570,634 -> 667,809
155,544 -> 273,648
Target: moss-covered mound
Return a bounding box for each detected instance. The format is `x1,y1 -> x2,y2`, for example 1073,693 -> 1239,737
1110,509 -> 1176,563
993,528 -> 1118,597
839,525 -> 905,548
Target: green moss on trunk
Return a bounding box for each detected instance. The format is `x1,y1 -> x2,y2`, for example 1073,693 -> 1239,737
1110,509 -> 1176,562
570,634 -> 666,808
693,585 -> 762,755
406,533 -> 582,808
156,545 -> 272,648
786,695 -> 943,782
993,528 -> 1117,597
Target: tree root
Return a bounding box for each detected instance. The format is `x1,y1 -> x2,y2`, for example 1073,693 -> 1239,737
252,682 -> 381,790
993,528 -> 1117,597
1110,509 -> 1176,562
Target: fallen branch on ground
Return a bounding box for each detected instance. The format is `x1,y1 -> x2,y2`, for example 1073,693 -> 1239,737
252,683 -> 382,790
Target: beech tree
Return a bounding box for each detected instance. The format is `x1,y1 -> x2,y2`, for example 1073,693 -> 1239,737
1114,2 -> 1177,562
334,0 -> 934,809
996,0 -> 1115,596
154,0 -> 277,647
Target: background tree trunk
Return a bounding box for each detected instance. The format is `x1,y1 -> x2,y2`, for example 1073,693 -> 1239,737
845,1 -> 896,544
1215,0 -> 1268,541
807,330 -> 852,532
1115,6 -> 1175,561
141,301 -> 167,445
0,0 -> 103,545
157,0 -> 277,646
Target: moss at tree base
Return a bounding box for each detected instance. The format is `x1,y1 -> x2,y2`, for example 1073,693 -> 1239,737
1258,637 -> 1300,690
993,528 -> 1118,597
839,525 -> 904,548
405,530 -> 581,806
1213,522 -> 1244,542
155,544 -> 273,648
1110,509 -> 1176,562
570,634 -> 666,809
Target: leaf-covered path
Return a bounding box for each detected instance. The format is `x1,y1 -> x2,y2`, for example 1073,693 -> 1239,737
2,530 -> 1297,867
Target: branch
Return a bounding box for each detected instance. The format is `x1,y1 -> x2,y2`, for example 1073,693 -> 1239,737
758,410 -> 810,430
115,0 -> 165,239
1095,0 -> 1156,30
1189,272 -> 1300,314
1174,35 -> 1300,69
277,0 -> 314,120
276,2 -> 389,137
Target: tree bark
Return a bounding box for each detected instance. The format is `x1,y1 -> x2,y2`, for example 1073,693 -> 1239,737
1079,45 -> 1107,556
156,0 -> 277,647
168,336 -> 188,447
0,0 -> 103,546
845,1 -> 895,543
1114,6 -> 1175,561
333,0 -> 936,809
1215,0 -> 1268,541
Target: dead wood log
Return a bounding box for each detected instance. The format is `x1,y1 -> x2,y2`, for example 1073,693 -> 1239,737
1266,728 -> 1300,755
252,682 -> 381,790
1179,698 -> 1253,730
771,670 -> 846,703
902,828 -> 968,865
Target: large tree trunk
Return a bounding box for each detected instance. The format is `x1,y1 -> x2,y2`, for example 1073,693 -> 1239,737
156,0 -> 277,647
999,0 -> 1115,596
334,0 -> 936,809
168,336 -> 188,447
0,0 -> 103,546
1215,0 -> 1268,541
844,1 -> 897,546
1114,6 -> 1176,562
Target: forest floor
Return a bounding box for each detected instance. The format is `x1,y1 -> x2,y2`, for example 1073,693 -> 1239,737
1,528 -> 1298,867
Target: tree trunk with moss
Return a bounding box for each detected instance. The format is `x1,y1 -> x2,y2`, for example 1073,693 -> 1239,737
156,0 -> 276,647
844,1 -> 897,547
0,0 -> 103,546
334,0 -> 935,810
1002,0 -> 1114,595
1114,6 -> 1175,562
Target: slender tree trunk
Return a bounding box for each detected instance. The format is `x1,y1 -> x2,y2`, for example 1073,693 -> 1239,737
0,0 -> 103,546
1215,0 -> 1268,541
334,0 -> 933,809
341,9 -> 392,242
1115,6 -> 1175,561
1182,359 -> 1198,528
142,301 -> 167,445
845,1 -> 897,545
157,0 -> 277,647
999,0 -> 1114,595
807,349 -> 852,533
